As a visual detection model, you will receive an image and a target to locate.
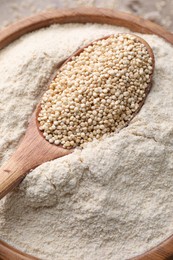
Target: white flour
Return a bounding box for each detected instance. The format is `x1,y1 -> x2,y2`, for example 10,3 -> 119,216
0,23 -> 173,260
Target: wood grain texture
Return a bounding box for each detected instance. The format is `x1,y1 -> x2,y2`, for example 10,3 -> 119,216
0,7 -> 172,260
0,240 -> 39,260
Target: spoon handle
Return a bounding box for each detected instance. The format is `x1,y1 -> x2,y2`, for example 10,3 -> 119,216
0,154 -> 29,199
0,115 -> 42,199
0,113 -> 70,199
0,137 -> 37,199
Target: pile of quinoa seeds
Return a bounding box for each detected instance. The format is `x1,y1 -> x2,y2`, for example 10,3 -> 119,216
38,33 -> 153,149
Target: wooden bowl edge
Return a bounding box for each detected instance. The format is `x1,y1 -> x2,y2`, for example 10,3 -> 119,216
0,7 -> 173,51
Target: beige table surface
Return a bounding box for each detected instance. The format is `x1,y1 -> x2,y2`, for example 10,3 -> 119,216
0,0 -> 172,32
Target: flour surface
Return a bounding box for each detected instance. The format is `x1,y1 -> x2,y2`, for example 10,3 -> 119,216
0,23 -> 173,260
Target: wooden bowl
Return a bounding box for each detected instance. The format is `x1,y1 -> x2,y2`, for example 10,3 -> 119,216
0,7 -> 173,260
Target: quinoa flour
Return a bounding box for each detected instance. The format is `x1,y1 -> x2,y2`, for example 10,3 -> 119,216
0,23 -> 173,260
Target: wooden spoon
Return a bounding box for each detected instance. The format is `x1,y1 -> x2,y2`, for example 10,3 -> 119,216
0,34 -> 154,200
